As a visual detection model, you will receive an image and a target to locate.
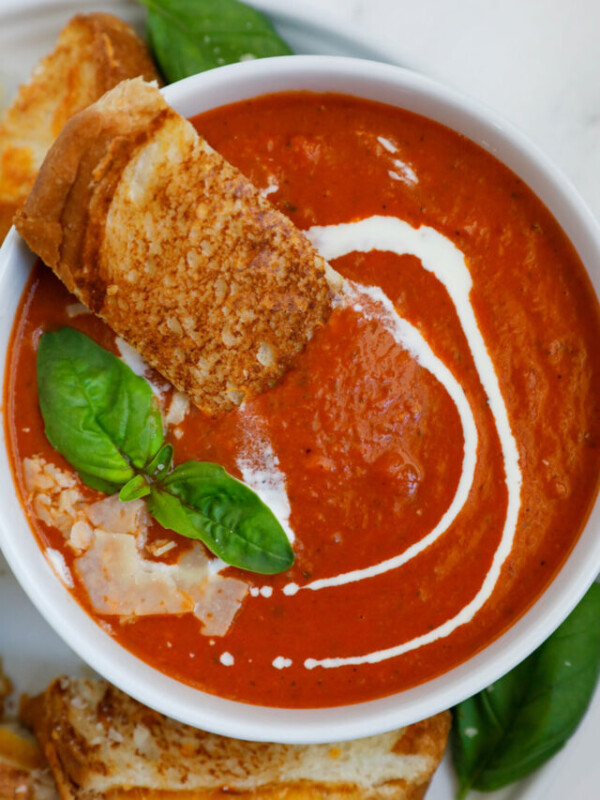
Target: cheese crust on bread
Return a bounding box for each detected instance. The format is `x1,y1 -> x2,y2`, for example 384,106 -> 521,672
0,13 -> 160,243
17,78 -> 339,414
22,678 -> 450,800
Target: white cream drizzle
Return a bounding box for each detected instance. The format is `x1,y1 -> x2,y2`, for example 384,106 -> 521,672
283,215 -> 523,669
273,656 -> 293,669
376,136 -> 397,153
236,415 -> 295,545
46,548 -> 74,588
259,176 -> 280,197
283,279 -> 478,596
115,336 -> 150,377
115,337 -> 169,398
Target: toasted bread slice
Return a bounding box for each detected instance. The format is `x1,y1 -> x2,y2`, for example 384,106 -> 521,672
22,678 -> 450,800
0,663 -> 57,800
16,78 -> 339,414
0,12 -> 160,243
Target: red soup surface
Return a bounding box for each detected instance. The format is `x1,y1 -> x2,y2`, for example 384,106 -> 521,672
5,92 -> 600,708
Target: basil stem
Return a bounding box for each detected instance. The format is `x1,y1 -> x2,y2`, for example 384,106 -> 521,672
119,474 -> 152,502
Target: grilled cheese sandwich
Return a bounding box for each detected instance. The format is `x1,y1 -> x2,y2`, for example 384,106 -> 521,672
0,12 -> 160,243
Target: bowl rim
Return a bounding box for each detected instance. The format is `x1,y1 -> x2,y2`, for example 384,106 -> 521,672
1,54 -> 600,744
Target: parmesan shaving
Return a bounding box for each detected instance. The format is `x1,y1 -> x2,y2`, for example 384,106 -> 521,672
194,576 -> 248,636
69,521 -> 94,553
74,534 -> 206,616
87,494 -> 149,534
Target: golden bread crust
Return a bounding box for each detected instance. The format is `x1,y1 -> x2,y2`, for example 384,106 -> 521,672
17,79 -> 338,414
21,678 -> 450,800
0,12 -> 160,242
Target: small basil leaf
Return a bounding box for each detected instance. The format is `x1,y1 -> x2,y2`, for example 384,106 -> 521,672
145,442 -> 174,480
37,328 -> 164,491
119,474 -> 152,502
452,583 -> 600,797
147,461 -> 294,574
138,0 -> 292,83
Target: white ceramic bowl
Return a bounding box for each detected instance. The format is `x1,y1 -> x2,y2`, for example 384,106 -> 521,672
1,56 -> 600,744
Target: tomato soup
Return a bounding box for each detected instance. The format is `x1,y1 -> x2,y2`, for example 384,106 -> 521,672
5,92 -> 600,708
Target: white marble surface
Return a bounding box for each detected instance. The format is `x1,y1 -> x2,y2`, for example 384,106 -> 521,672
306,0 -> 600,222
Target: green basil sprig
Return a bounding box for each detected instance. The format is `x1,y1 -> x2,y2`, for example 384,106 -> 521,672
137,0 -> 292,83
37,328 -> 294,575
452,583 -> 600,797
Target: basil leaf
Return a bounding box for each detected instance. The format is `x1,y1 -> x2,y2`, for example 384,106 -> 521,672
138,0 -> 292,83
37,328 -> 164,492
147,461 -> 294,573
452,583 -> 600,797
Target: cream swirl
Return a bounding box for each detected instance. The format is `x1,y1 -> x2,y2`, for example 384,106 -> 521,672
299,216 -> 522,667
238,215 -> 522,669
